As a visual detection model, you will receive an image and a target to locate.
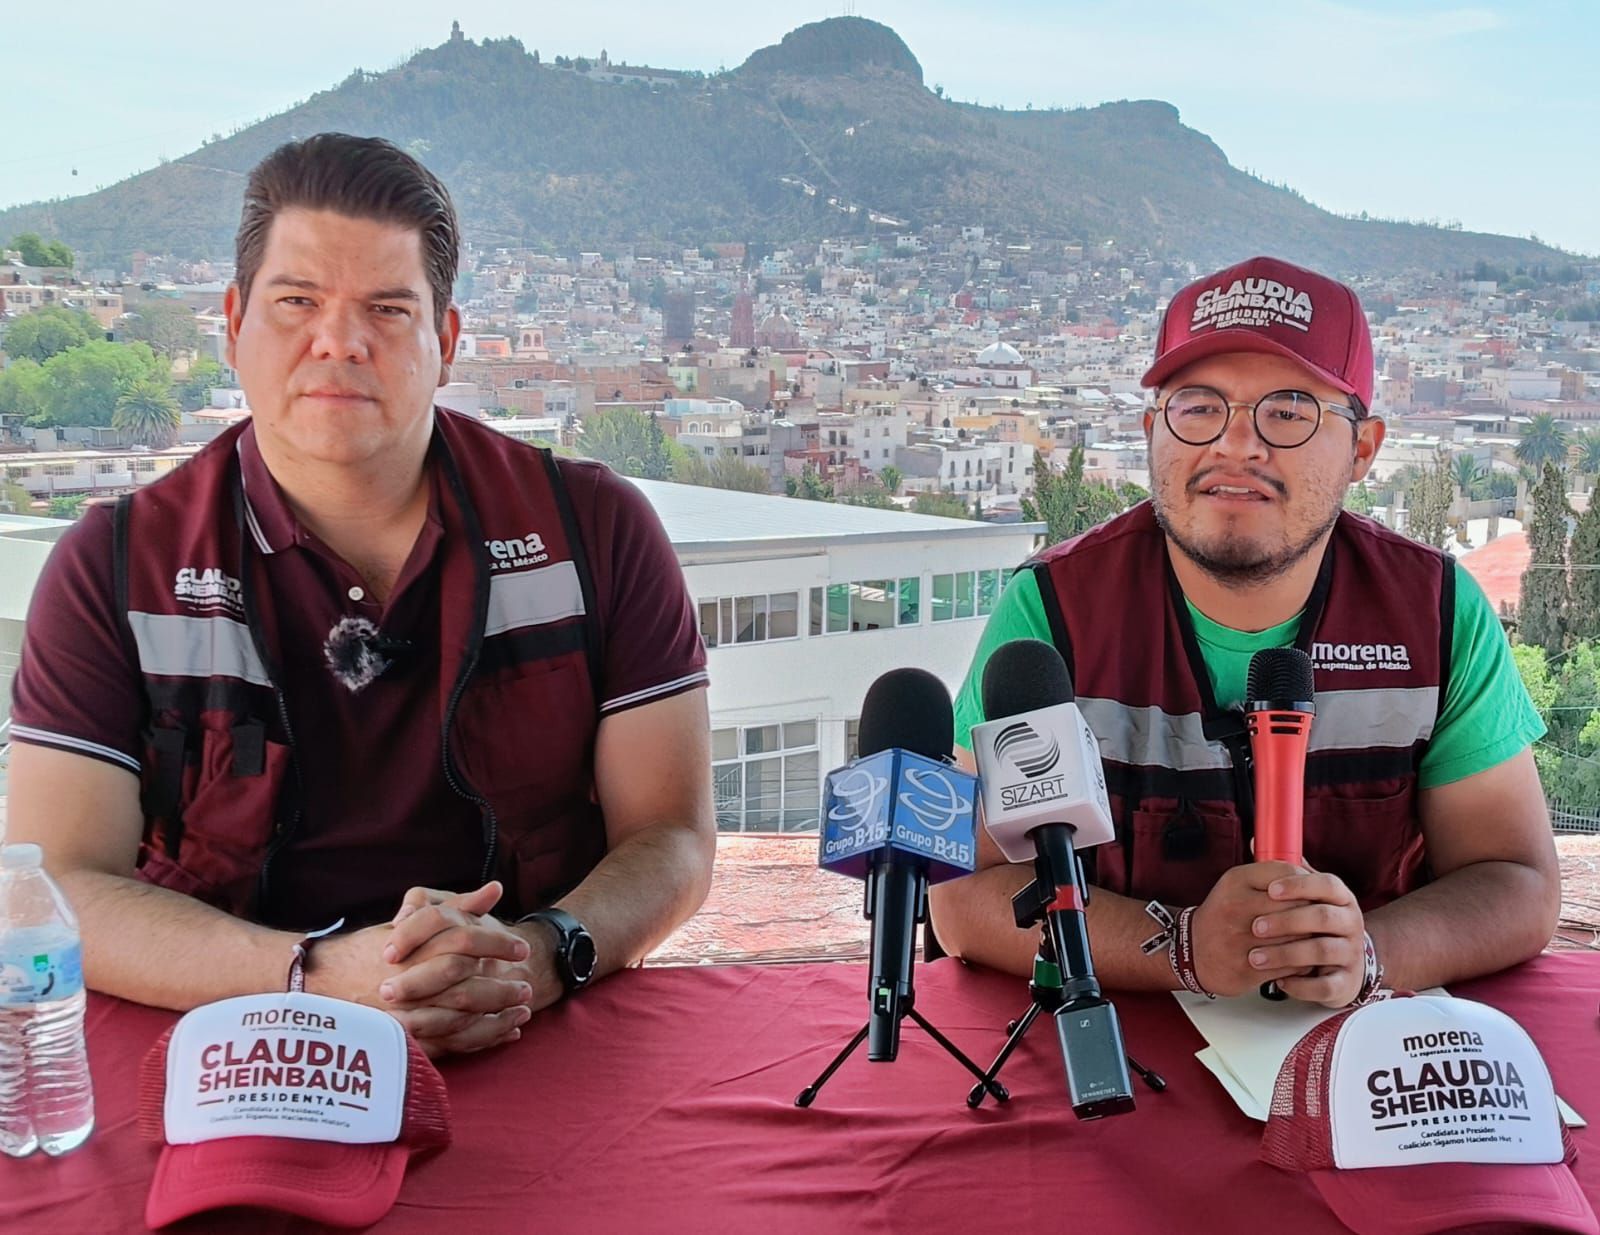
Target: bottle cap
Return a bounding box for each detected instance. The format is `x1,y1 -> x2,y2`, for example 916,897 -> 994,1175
0,843 -> 43,869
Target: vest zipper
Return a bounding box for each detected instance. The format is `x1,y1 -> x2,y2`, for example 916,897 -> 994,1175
442,649 -> 499,886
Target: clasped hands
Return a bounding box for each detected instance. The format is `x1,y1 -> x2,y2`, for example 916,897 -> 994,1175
311,881 -> 560,1058
1190,862 -> 1368,1008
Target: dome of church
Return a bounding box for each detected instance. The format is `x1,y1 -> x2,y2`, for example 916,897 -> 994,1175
977,340 -> 1025,367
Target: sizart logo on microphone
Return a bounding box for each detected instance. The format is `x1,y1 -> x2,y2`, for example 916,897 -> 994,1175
897,767 -> 972,834
991,721 -> 1062,779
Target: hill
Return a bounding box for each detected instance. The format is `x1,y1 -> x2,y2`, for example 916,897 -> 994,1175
0,19 -> 1565,273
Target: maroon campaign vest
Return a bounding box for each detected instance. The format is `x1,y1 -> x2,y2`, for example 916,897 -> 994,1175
114,411 -> 606,924
1029,504 -> 1453,910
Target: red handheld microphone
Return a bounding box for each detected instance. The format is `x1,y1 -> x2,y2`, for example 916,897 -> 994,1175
1245,647 -> 1315,867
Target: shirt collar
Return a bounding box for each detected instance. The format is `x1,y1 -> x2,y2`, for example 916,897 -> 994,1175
235,421 -> 297,555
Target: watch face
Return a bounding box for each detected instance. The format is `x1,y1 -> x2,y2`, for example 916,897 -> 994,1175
568,932 -> 597,984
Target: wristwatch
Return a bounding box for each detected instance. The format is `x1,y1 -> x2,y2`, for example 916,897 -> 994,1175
519,907 -> 597,995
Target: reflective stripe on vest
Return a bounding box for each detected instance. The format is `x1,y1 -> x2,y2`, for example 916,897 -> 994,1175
484,560 -> 586,637
128,611 -> 271,687
1080,686 -> 1439,770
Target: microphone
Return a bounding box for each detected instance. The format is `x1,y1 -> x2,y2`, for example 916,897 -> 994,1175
1245,647 -> 1315,868
1246,647 -> 1315,1001
819,668 -> 979,1062
969,639 -> 1134,1119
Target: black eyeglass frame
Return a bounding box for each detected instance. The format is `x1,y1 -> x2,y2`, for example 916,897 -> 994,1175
1158,385 -> 1366,450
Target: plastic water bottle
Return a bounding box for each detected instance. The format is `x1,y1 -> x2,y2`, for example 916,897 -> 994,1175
0,843 -> 94,1157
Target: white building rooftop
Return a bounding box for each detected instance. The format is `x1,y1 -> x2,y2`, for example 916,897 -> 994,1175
627,478 -> 1042,554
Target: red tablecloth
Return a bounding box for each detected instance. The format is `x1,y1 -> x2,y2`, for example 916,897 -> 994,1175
2,953 -> 1597,1234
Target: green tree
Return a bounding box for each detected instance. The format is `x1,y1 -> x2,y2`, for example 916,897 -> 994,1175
1568,499 -> 1600,644
705,456 -> 772,493
10,233 -> 73,268
47,494 -> 88,520
2,305 -> 101,364
121,300 -> 202,359
1576,433 -> 1600,484
785,466 -> 833,501
910,491 -> 972,518
1515,413 -> 1569,471
836,478 -> 896,508
878,463 -> 902,496
640,411 -> 673,480
175,358 -> 226,412
577,406 -> 656,476
1021,445 -> 1127,545
1519,462 -> 1571,658
112,377 -> 181,447
802,269 -> 823,295
0,358 -> 49,422
38,340 -> 167,428
1344,479 -> 1376,516
1450,452 -> 1481,500
1403,449 -> 1455,549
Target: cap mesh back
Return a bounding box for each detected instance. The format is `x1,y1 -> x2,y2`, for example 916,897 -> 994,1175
398,1035 -> 453,1152
1260,1010 -> 1357,1170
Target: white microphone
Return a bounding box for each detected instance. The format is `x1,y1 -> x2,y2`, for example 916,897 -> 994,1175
969,644 -> 1115,863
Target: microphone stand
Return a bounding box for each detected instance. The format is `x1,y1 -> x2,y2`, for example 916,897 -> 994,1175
967,832 -> 1165,1111
796,864 -> 1009,1108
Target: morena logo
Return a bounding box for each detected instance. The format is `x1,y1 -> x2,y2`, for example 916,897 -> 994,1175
484,531 -> 549,571
991,721 -> 1062,779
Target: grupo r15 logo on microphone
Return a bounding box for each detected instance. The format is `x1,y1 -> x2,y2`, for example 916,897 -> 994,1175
821,755 -> 893,866
891,759 -> 976,868
897,767 -> 973,834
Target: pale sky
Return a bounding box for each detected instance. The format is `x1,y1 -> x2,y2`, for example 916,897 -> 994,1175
2,1 -> 1595,255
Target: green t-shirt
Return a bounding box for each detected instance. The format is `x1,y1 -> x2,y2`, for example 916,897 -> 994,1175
952,561 -> 1544,790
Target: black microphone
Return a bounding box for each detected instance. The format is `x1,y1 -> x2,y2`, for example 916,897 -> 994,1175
800,668 -> 994,1107
846,669 -> 977,1061
971,639 -> 1135,1118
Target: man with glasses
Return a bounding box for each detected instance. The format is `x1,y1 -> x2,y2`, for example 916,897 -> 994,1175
930,255 -> 1559,1009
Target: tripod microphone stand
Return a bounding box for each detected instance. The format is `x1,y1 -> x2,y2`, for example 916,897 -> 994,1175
797,862 -> 1009,1108
967,828 -> 1162,1114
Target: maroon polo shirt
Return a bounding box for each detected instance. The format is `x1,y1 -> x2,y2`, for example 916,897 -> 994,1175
11,421 -> 708,928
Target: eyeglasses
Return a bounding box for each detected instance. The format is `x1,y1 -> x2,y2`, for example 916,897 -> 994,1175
1159,386 -> 1364,450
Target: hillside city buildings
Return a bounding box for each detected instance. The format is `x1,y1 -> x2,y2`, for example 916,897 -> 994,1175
3,224 -> 1599,827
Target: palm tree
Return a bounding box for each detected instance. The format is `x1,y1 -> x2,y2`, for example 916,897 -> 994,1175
1576,433 -> 1600,483
1450,452 -> 1482,499
112,378 -> 180,448
879,464 -> 903,496
1515,413 -> 1569,470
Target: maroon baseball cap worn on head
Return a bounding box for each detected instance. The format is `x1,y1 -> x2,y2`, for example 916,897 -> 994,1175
1143,255 -> 1375,409
139,992 -> 451,1229
1261,995 -> 1596,1235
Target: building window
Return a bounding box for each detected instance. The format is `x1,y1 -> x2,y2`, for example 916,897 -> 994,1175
699,592 -> 799,648
712,720 -> 821,833
931,569 -> 1007,622
810,578 -> 922,635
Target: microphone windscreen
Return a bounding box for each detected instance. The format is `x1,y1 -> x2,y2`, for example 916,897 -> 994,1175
981,638 -> 1074,719
1246,647 -> 1315,706
857,668 -> 954,762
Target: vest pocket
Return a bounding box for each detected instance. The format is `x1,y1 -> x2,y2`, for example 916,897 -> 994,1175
1301,784 -> 1421,910
1129,799 -> 1246,906
452,658 -> 596,800
137,724 -> 289,915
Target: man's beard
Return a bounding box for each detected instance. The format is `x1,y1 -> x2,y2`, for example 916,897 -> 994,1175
1152,494 -> 1340,587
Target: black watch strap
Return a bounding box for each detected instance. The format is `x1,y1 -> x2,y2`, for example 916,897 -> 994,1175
518,907 -> 596,994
